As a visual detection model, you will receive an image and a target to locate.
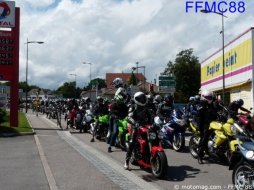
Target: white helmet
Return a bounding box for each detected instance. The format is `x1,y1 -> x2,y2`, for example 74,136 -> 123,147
112,78 -> 123,88
201,90 -> 214,104
134,92 -> 147,106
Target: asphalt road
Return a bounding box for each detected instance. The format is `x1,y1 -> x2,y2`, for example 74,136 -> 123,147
29,113 -> 234,190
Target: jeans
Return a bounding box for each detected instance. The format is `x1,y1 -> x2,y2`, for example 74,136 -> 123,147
109,116 -> 118,147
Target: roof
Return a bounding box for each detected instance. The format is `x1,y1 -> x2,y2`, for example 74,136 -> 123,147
106,73 -> 146,88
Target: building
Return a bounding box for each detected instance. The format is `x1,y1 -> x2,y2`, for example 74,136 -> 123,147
102,73 -> 159,99
201,27 -> 254,108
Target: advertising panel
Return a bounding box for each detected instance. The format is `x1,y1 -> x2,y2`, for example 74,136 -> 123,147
0,1 -> 15,28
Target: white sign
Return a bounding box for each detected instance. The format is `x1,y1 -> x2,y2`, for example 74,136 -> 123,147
0,1 -> 15,28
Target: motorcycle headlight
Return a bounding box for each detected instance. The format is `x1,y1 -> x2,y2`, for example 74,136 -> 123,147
158,131 -> 164,139
149,132 -> 157,140
245,151 -> 254,160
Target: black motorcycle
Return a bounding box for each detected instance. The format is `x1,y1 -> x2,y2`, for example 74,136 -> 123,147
229,129 -> 254,190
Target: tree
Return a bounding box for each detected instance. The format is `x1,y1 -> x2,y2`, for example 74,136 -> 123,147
163,49 -> 200,102
128,72 -> 137,85
56,82 -> 76,98
87,78 -> 106,90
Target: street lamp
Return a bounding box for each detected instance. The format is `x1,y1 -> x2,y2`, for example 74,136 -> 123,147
69,73 -> 77,98
132,62 -> 146,92
82,62 -> 92,98
201,9 -> 227,104
25,38 -> 44,113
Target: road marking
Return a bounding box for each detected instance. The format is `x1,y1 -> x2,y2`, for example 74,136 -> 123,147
42,117 -> 164,190
27,115 -> 59,190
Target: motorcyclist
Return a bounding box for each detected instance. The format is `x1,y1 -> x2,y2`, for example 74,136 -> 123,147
90,96 -> 108,142
124,91 -> 153,169
107,78 -> 129,153
156,94 -> 174,120
152,94 -> 162,113
197,90 -> 220,164
228,99 -> 251,120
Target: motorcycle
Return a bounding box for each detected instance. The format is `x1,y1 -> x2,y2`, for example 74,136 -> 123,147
115,118 -> 129,151
91,114 -> 109,140
229,123 -> 254,190
154,109 -> 186,152
129,123 -> 168,178
189,107 -> 240,163
81,109 -> 94,133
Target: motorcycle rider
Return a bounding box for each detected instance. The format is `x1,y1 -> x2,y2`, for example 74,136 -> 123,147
156,94 -> 174,120
90,96 -> 108,142
107,78 -> 129,153
124,91 -> 153,169
228,99 -> 251,120
197,90 -> 220,164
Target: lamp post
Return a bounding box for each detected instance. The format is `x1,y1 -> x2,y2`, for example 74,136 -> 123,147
132,62 -> 146,92
82,62 -> 92,98
69,73 -> 77,98
25,38 -> 44,113
201,10 -> 227,104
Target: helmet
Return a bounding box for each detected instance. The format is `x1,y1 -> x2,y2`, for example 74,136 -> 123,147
201,90 -> 214,104
189,96 -> 195,102
195,95 -> 200,102
134,92 -> 147,106
236,99 -> 244,107
154,95 -> 162,103
112,78 -> 123,88
84,97 -> 91,103
164,95 -> 173,104
96,96 -> 103,103
115,87 -> 127,98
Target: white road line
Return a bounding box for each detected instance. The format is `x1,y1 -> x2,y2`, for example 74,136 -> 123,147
42,116 -> 164,190
26,115 -> 59,190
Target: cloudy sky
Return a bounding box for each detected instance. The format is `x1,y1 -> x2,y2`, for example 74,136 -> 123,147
13,0 -> 254,90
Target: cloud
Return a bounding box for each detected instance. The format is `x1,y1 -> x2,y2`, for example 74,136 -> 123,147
11,0 -> 254,89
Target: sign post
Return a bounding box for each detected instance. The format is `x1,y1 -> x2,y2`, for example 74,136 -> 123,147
0,1 -> 19,127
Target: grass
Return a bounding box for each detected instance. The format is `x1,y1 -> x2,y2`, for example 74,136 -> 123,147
0,112 -> 33,134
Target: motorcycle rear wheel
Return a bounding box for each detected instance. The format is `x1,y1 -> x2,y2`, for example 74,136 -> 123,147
173,134 -> 185,152
189,135 -> 200,159
151,152 -> 168,178
233,162 -> 254,190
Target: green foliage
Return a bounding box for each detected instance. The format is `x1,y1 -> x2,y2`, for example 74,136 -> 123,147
128,72 -> 137,85
163,49 -> 200,102
0,109 -> 7,124
56,82 -> 76,98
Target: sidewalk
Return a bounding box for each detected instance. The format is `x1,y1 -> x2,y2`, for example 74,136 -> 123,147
0,134 -> 50,190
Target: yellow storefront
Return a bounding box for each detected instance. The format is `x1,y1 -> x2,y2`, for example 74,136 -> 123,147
201,27 -> 254,108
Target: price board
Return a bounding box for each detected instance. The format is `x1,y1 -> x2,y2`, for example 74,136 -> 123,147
0,31 -> 15,65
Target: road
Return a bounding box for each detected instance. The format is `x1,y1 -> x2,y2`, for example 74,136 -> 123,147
28,113 -> 234,190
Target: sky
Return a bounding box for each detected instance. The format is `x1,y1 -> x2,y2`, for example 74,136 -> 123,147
10,0 -> 254,90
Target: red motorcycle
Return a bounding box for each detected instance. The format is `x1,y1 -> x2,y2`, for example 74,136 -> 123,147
128,123 -> 168,178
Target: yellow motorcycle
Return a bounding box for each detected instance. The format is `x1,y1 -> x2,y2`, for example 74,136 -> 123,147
189,111 -> 240,163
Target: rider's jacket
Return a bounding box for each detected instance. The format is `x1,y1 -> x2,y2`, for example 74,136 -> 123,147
127,104 -> 153,126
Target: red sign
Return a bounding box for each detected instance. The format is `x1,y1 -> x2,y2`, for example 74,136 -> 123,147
0,8 -> 19,127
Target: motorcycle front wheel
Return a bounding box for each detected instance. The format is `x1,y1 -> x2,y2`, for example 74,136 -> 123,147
233,162 -> 254,190
189,134 -> 200,159
151,152 -> 168,178
173,134 -> 185,152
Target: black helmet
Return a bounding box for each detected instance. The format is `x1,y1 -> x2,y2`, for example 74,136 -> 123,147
164,95 -> 173,104
154,95 -> 162,103
134,92 -> 147,106
96,96 -> 103,103
236,99 -> 244,107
